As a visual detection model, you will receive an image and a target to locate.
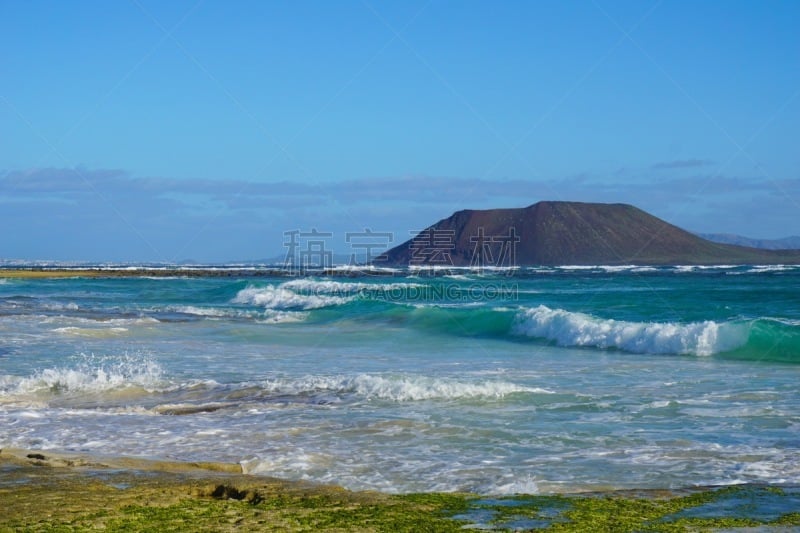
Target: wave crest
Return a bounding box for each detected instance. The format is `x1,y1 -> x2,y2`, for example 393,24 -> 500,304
513,305 -> 749,356
6,354 -> 165,396
232,284 -> 352,310
281,279 -> 423,294
260,374 -> 551,402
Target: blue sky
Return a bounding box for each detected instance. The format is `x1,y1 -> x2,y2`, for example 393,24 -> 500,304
1,0 -> 798,262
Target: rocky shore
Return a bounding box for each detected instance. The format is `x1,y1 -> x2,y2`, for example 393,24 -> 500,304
2,449 -> 798,531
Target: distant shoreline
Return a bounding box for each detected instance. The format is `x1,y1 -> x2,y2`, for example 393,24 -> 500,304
0,268 -> 273,278
2,264 -> 800,279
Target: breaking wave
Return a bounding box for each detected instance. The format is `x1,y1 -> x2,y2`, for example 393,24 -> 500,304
512,305 -> 749,356
231,279 -> 431,312
281,279 -> 424,294
232,284 -> 352,310
257,374 -> 552,402
2,353 -> 166,398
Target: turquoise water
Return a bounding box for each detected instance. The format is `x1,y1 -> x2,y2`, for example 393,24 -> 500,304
1,265 -> 799,494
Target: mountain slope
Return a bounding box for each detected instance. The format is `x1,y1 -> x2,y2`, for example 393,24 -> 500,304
375,201 -> 800,266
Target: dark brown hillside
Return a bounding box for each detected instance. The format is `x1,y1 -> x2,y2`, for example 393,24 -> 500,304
375,201 -> 800,266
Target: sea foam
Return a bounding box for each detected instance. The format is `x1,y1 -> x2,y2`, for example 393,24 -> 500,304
7,354 -> 165,396
232,284 -> 352,310
53,326 -> 129,337
513,305 -> 748,356
281,279 -> 424,294
258,374 -> 552,402
232,279 -> 427,311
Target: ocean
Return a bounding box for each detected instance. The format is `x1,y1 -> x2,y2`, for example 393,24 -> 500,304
1,265 -> 799,495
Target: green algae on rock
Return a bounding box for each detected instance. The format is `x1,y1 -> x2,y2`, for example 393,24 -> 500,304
1,450 -> 799,532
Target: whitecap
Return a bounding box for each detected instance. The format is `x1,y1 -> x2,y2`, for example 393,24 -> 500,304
258,373 -> 552,402
8,354 -> 165,396
171,305 -> 232,318
53,326 -> 129,337
512,305 -> 749,356
232,284 -> 351,310
281,278 -> 424,295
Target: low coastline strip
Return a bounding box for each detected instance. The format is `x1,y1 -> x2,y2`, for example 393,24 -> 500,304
0,268 -> 280,279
